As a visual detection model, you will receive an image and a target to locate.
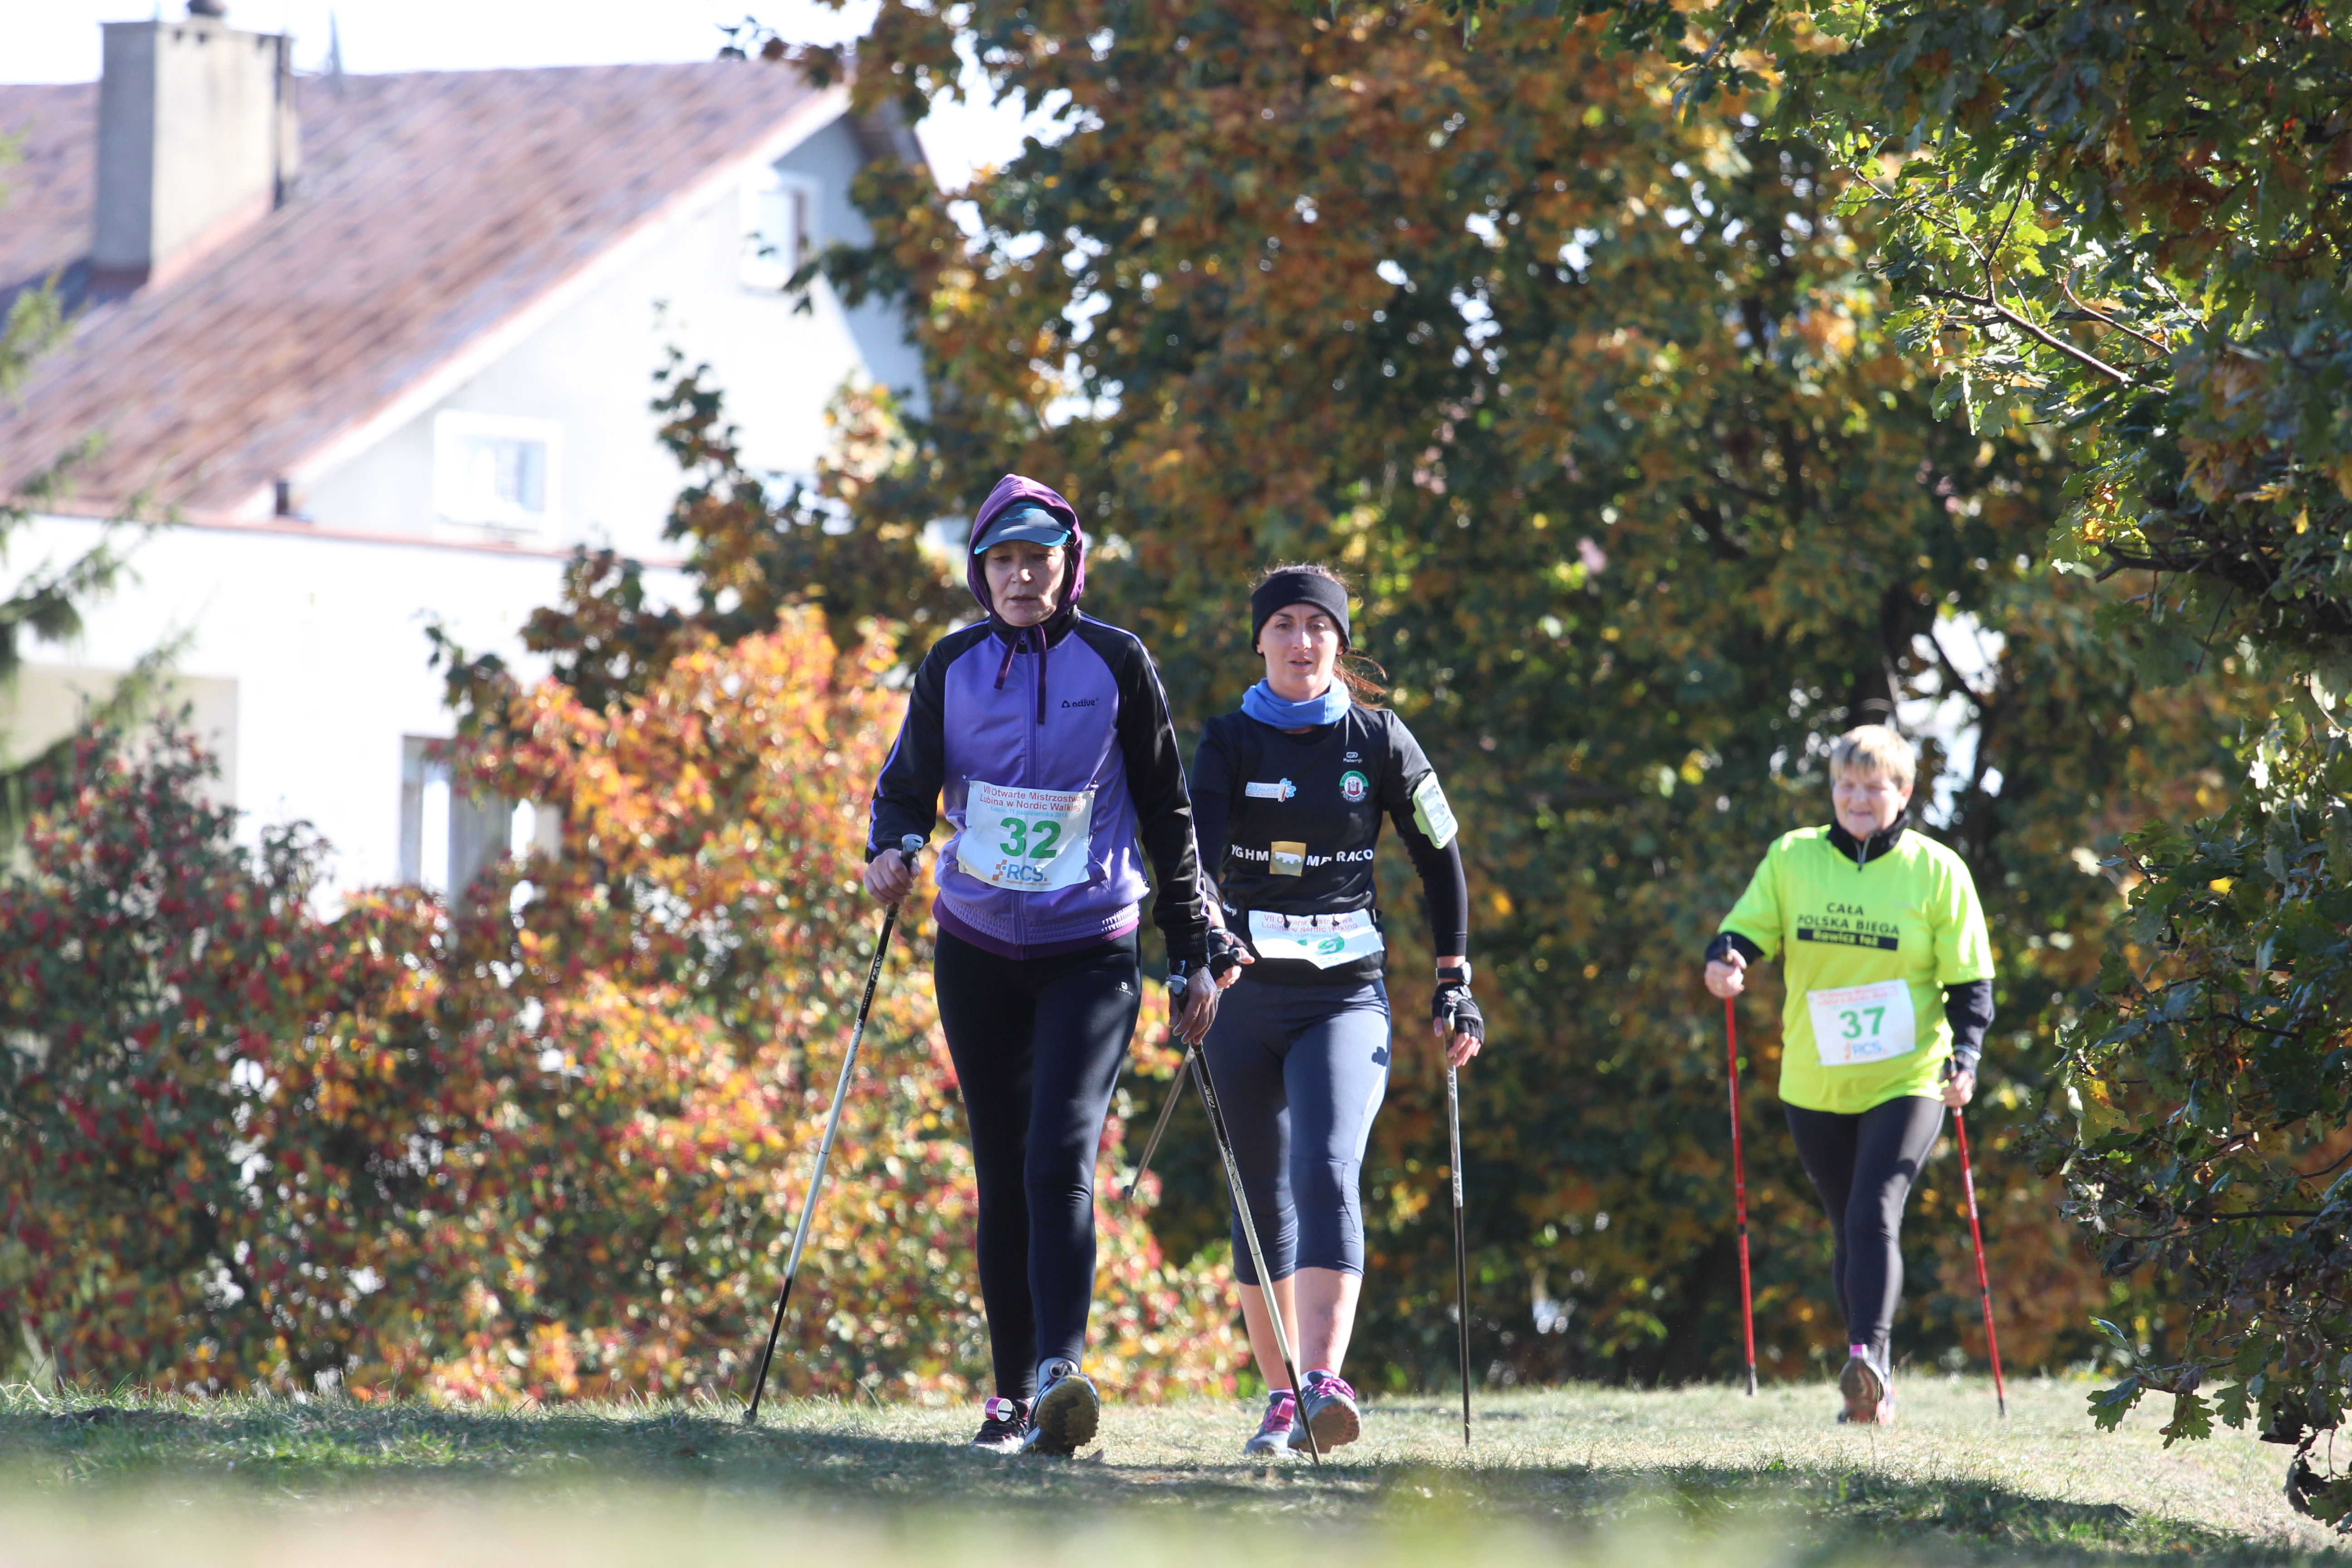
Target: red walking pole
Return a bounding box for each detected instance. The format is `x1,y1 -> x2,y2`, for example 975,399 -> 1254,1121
1951,1100 -> 2009,1416
1724,997 -> 1758,1396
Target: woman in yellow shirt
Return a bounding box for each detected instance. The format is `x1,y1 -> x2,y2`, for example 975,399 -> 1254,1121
1702,725 -> 1993,1426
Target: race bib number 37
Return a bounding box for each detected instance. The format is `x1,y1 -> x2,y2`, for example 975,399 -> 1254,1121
958,780 -> 1095,892
1806,978 -> 1917,1067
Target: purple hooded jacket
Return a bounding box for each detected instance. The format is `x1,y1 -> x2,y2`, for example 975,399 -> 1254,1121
867,475 -> 1210,963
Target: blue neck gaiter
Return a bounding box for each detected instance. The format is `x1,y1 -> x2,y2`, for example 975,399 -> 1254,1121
1242,679 -> 1351,728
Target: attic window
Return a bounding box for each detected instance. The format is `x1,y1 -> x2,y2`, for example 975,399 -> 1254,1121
433,411 -> 560,530
740,166 -> 818,290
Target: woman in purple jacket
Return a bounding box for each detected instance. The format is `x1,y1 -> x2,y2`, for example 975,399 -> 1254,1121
866,475 -> 1218,1457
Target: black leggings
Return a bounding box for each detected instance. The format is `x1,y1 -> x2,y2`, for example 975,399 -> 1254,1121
934,927 -> 1141,1400
1201,975 -> 1392,1285
1783,1094 -> 1946,1368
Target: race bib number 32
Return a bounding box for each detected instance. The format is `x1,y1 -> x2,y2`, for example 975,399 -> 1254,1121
958,780 -> 1095,892
1806,978 -> 1917,1067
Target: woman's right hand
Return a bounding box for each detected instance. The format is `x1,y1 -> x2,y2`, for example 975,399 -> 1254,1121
864,845 -> 916,904
1703,949 -> 1748,999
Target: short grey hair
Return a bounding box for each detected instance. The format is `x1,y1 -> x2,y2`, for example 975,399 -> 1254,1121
1829,725 -> 1916,791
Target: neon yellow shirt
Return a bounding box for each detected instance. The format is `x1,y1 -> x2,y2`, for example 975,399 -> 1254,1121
1718,825 -> 1994,1113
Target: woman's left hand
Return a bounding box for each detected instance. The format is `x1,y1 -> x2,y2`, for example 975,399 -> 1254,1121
1942,1068 -> 1977,1108
1172,973 -> 1221,1045
1433,1016 -> 1482,1068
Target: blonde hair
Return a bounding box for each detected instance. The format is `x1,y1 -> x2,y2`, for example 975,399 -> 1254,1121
1829,725 -> 1916,791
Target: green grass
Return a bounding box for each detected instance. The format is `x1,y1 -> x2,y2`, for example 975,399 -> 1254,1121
0,1377 -> 2337,1565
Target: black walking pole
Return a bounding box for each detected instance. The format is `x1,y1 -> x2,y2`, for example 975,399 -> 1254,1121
1122,1040 -> 1195,1204
1445,1060 -> 1472,1448
742,834 -> 923,1427
1186,1010 -> 1321,1468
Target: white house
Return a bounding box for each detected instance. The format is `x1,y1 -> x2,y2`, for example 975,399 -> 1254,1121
0,9 -> 924,895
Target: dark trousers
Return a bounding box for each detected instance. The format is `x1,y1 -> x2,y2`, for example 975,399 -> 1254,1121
1200,975 -> 1392,1286
934,927 -> 1140,1399
1783,1094 -> 1946,1368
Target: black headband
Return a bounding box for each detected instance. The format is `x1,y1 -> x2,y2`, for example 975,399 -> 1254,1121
1250,570 -> 1352,651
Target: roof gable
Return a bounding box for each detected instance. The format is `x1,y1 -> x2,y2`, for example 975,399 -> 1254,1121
0,62 -> 832,517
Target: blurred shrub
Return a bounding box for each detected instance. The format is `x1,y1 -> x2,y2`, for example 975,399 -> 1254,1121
0,617 -> 1240,1401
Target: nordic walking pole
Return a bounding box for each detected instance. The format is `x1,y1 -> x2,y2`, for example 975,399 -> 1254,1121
1724,996 -> 1758,1396
1950,1082 -> 2009,1417
1445,1060 -> 1473,1449
742,834 -> 924,1427
1187,1020 -> 1322,1468
1121,1043 -> 1193,1203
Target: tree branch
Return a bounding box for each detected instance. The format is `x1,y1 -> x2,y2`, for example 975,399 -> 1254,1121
1922,287 -> 2163,388
2061,270 -> 2174,353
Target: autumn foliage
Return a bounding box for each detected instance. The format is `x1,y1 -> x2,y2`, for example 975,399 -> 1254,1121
816,0 -> 2267,1389
0,615 -> 1240,1400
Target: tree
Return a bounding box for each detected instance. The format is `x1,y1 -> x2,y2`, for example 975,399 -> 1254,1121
0,363 -> 1240,1401
1422,0 -> 2352,1515
0,135 -> 147,828
809,0 -> 2254,1387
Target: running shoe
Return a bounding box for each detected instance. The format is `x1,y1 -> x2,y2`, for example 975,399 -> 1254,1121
970,1395 -> 1029,1453
1242,1390 -> 1299,1458
1837,1351 -> 1895,1426
1293,1370 -> 1362,1453
1023,1359 -> 1100,1456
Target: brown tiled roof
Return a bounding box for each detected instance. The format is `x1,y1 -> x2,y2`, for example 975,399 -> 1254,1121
0,62 -> 829,516
0,85 -> 95,305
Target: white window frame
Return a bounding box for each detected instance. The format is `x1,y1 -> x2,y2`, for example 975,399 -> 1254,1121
739,166 -> 820,291
432,410 -> 562,530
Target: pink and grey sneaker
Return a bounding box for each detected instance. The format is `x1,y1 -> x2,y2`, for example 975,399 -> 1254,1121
1837,1347 -> 1895,1426
971,1395 -> 1029,1453
1293,1370 -> 1361,1453
1243,1389 -> 1299,1458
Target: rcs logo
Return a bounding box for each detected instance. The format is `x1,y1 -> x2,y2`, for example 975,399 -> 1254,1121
997,861 -> 1053,886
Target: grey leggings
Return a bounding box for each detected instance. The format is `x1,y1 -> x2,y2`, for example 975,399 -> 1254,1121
1200,975 -> 1392,1285
1783,1093 -> 1946,1368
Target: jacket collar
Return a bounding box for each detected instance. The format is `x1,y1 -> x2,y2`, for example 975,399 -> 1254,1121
1827,810 -> 1911,868
990,602 -> 1080,649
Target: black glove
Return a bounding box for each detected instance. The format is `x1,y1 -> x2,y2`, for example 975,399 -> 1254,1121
1434,981 -> 1484,1045
1207,926 -> 1249,985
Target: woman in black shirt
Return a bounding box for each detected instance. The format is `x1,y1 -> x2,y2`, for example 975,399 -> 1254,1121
1191,563 -> 1483,1457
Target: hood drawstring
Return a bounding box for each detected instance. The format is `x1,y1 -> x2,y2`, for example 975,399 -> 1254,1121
987,622 -> 1054,725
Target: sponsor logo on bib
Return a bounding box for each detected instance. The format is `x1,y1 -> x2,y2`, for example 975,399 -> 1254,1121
1245,779 -> 1298,800
1339,770 -> 1370,803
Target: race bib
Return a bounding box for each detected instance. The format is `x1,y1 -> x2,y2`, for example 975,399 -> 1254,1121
958,780 -> 1095,892
1807,979 -> 1917,1067
1247,908 -> 1386,968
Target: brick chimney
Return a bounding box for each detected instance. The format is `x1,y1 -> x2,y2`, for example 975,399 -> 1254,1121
92,7 -> 298,293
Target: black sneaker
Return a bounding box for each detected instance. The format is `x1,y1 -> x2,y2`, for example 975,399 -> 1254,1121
1022,1359 -> 1100,1456
971,1395 -> 1029,1453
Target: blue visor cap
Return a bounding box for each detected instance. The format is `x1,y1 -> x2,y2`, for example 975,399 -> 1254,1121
972,505 -> 1071,554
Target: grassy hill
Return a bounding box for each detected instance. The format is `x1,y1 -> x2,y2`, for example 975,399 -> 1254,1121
0,1377 -> 2337,1564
